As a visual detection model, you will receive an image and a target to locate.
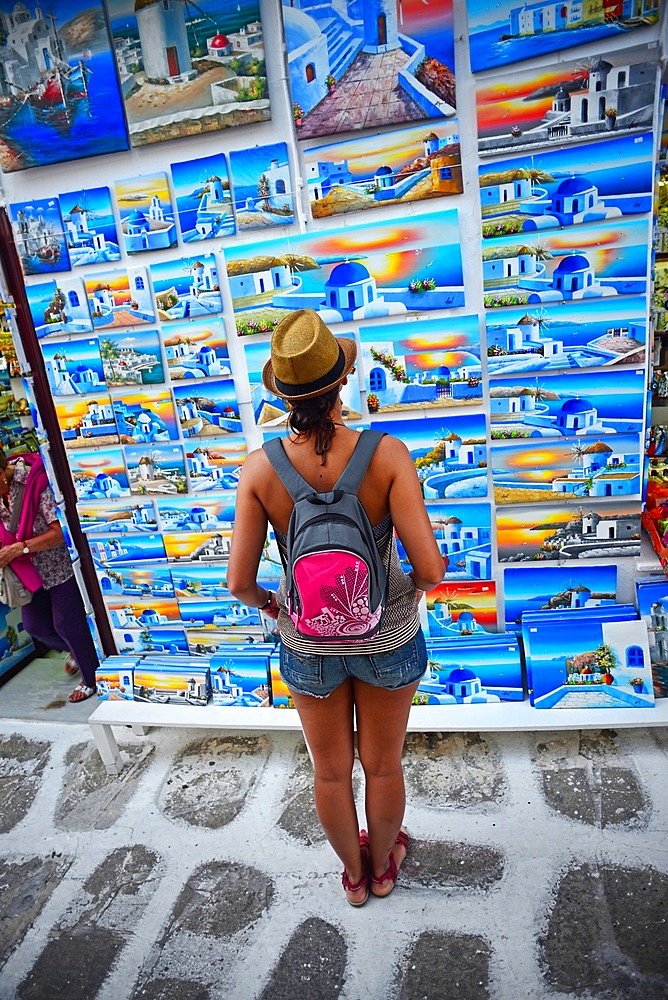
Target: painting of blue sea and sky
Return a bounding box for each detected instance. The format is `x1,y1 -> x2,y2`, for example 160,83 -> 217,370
170,153 -> 235,242
228,142 -> 295,231
482,217 -> 650,310
485,295 -> 647,375
184,438 -> 247,492
27,277 -> 93,338
369,413 -> 488,501
467,0 -> 659,74
225,210 -> 464,336
479,133 -> 654,240
357,315 -> 482,415
156,494 -> 238,532
114,171 -> 177,255
124,443 -> 187,496
503,563 -> 618,631
0,0 -> 128,173
489,368 -> 646,440
9,198 -> 70,275
492,432 -> 642,506
58,186 -> 121,266
303,120 -> 462,219
150,254 -> 223,322
40,337 -> 106,397
94,563 -> 174,600
172,378 -> 242,438
397,501 -> 492,581
84,266 -> 156,328
242,335 -> 363,428
99,329 -> 165,388
161,318 -> 230,382
77,500 -> 158,534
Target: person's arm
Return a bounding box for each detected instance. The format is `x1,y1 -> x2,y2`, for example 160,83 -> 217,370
0,520 -> 65,569
227,451 -> 279,618
384,437 -> 445,592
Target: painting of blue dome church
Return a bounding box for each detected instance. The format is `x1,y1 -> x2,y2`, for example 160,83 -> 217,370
229,142 -> 295,230
414,635 -> 524,704
172,377 -> 242,438
485,296 -> 647,375
162,318 -> 230,381
41,338 -> 106,397
59,185 -> 122,266
112,388 -> 180,443
27,278 -> 94,339
107,599 -> 181,630
479,132 -> 653,238
170,153 -> 235,242
114,171 -> 177,254
156,494 -> 238,533
150,253 -> 223,322
482,217 -> 648,309
94,564 -> 174,600
69,447 -> 130,501
209,652 -> 271,707
184,439 -> 246,492
225,210 -> 464,336
282,0 -> 455,139
77,500 -> 157,535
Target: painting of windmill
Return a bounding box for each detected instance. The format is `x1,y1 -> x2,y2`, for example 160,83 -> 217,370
496,500 -> 641,562
58,186 -> 122,266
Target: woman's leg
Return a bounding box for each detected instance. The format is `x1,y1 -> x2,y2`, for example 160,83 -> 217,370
48,576 -> 100,689
21,587 -> 69,653
290,679 -> 367,895
353,677 -> 419,881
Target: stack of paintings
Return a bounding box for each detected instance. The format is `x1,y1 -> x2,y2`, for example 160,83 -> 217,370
635,578 -> 668,698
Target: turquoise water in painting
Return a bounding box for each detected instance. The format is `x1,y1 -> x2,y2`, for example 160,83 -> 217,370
470,22 -> 649,73
2,50 -> 128,171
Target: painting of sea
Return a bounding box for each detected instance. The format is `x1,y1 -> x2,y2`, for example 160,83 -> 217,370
503,563 -> 617,630
150,253 -> 223,321
156,494 -> 238,532
394,501 -> 492,581
27,278 -> 93,338
105,0 -> 270,146
105,597 -> 182,630
417,634 -> 523,703
225,210 -> 464,336
172,377 -> 242,437
112,387 -> 180,444
40,337 -> 105,397
467,0 -> 659,74
9,197 -> 70,275
184,438 -> 247,492
77,499 -> 158,534
229,142 -> 294,230
357,314 -> 482,415
83,266 -> 156,328
94,563 -> 174,600
69,446 -> 131,501
476,45 -> 658,158
283,0 -> 455,140
99,329 -> 165,387
55,393 -> 119,450
161,318 -> 230,381
170,152 -> 235,241
0,0 -> 128,173
497,500 -> 642,562
58,186 -> 121,265
485,296 -> 647,376
114,171 -> 177,255
124,443 -> 187,496
304,120 -> 462,219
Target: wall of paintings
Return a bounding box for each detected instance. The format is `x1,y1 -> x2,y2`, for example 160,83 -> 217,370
0,0 -> 665,711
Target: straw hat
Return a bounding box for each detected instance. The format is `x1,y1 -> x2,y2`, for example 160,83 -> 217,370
262,309 -> 357,401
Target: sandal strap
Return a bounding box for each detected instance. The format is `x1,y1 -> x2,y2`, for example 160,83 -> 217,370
342,868 -> 368,892
370,851 -> 398,886
396,829 -> 409,850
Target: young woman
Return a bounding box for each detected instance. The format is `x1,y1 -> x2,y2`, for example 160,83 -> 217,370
227,310 -> 444,905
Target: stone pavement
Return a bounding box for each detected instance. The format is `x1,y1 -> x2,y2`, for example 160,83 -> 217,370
0,654 -> 667,999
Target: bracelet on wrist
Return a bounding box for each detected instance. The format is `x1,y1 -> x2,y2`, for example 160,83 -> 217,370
259,590 -> 273,610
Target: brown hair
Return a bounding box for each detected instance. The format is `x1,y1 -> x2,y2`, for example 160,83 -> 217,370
287,385 -> 340,463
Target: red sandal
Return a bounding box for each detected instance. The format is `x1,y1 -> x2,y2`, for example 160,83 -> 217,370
342,830 -> 371,907
370,829 -> 409,898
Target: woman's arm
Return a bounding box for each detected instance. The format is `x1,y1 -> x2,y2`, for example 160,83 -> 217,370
385,437 -> 446,592
0,520 -> 65,569
226,450 -> 278,616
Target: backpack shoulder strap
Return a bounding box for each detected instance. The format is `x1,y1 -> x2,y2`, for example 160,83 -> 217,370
262,437 -> 313,502
335,429 -> 386,495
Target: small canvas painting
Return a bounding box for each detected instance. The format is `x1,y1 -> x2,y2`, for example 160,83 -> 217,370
77,500 -> 158,534
115,626 -> 189,656
58,186 -> 121,266
467,0 -> 660,73
369,413 -> 489,500
94,563 -> 174,599
497,500 -> 642,563
424,580 -> 497,639
358,315 -> 482,415
225,210 -> 464,336
84,266 -> 156,328
105,0 -> 270,147
283,0 -> 455,140
163,529 -> 232,563
150,253 -> 223,322
40,337 -> 105,397
114,171 -> 177,255
503,563 -> 617,631
156,494 -> 238,532
9,197 -> 70,275
105,597 -> 182,630
172,378 -> 242,438
184,438 -> 247,492
124,443 -> 187,496
161,318 -> 230,381
396,501 -> 492,581
0,0 -> 128,173
69,446 -> 131,501
304,121 -> 462,219
170,153 -> 235,241
485,296 -> 647,376
99,329 -> 165,387
112,387 -> 180,444
55,394 -> 119,450
229,142 -> 294,230
26,277 -> 93,338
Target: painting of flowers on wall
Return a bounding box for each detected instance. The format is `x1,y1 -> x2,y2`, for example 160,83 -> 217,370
105,0 -> 270,147
229,142 -> 294,230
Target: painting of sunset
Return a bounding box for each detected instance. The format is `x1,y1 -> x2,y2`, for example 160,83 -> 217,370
83,266 -> 156,328
425,581 -> 497,634
496,500 -> 642,562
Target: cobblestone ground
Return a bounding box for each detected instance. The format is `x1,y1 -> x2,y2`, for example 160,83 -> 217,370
0,721 -> 666,999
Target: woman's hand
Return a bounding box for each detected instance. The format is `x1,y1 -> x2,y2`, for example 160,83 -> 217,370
0,542 -> 25,569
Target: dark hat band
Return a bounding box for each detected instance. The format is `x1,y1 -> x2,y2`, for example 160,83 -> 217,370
273,344 -> 346,397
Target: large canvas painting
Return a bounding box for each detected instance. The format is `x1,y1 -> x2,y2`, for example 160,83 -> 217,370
58,186 -> 122,266
485,296 -> 647,376
491,432 -> 642,506
303,120 -> 462,219
497,500 -> 642,563
0,0 -> 128,173
282,0 -> 456,140
467,0 -> 660,74
9,198 -> 70,275
114,172 -> 177,255
476,45 -> 658,158
358,315 -> 482,415
481,217 -> 649,310
503,563 -> 618,630
27,278 -> 93,338
479,132 -> 654,240
105,0 -> 270,146
225,210 -> 464,336
369,413 -> 488,500
170,153 -> 235,242
228,142 -> 294,230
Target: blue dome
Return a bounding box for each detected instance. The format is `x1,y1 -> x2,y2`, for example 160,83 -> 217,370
449,667 -> 477,682
556,175 -> 592,195
459,611 -> 474,622
282,6 -> 321,48
561,397 -> 592,413
375,165 -> 392,175
191,506 -> 206,515
554,254 -> 589,273
127,210 -> 148,224
326,261 -> 370,286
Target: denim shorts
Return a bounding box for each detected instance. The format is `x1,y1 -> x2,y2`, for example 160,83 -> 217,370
279,628 -> 427,698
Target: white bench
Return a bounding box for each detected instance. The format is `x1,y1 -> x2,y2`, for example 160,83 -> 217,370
88,698 -> 668,774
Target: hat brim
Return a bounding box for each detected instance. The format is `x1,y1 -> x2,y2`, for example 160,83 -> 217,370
262,335 -> 357,401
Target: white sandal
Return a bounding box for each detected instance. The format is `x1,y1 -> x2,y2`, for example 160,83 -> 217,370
69,683 -> 95,703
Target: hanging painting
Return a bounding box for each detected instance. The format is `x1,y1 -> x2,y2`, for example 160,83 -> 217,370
0,0 -> 128,173
55,393 -> 119,450
225,209 -> 464,336
183,438 -> 247,492
26,277 -> 93,338
77,500 -> 159,534
467,0 -> 660,74
92,562 -> 174,600
9,197 -> 70,275
114,172 -> 177,255
123,442 -> 188,496
304,120 -> 462,219
485,295 -> 647,376
40,337 -> 106,397
69,446 -> 131,500
105,0 -> 270,147
99,329 -> 165,388
172,377 -> 243,438
476,44 -> 658,159
170,153 -> 235,241
357,314 -> 482,415
58,186 -> 121,266
111,387 -> 180,444
161,318 -> 230,381
155,494 -> 238,531
150,253 -> 223,321
282,0 -> 456,140
395,501 -> 492,581
84,266 -> 156,328
496,500 -> 642,563
229,142 -> 295,230
163,529 -> 230,563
